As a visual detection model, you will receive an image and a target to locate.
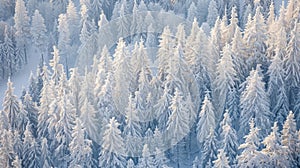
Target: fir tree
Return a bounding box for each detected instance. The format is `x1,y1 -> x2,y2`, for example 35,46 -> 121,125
3,78 -> 21,132
261,122 -> 288,167
166,88 -> 190,143
244,6 -> 268,72
267,47 -> 289,128
239,67 -> 272,137
284,22 -> 300,108
237,119 -> 265,167
197,93 -> 216,144
0,26 -> 17,78
213,149 -> 230,168
22,93 -> 38,137
22,124 -> 40,168
40,138 -> 53,167
219,110 -> 238,165
124,94 -> 142,157
137,144 -> 157,168
0,129 -> 15,167
69,118 -> 93,167
14,0 -> 30,64
207,0 -> 218,27
98,117 -> 126,168
213,44 -> 237,118
113,38 -> 133,111
281,111 -> 298,167
200,128 -> 218,168
66,0 -> 80,46
31,10 -> 47,53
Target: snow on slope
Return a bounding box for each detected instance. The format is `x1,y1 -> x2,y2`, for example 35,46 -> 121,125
0,46 -> 41,108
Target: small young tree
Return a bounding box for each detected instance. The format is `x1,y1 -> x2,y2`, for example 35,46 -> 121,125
137,144 -> 157,168
237,119 -> 265,167
213,149 -> 230,168
261,122 -> 288,167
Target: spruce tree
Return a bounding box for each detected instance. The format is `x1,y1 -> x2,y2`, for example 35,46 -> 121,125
98,117 -> 126,168
197,93 -> 216,144
239,67 -> 272,137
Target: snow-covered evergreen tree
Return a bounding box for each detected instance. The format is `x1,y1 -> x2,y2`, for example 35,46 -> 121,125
200,128 -> 218,167
22,93 -> 38,137
98,117 -> 126,168
237,119 -> 265,167
213,149 -> 230,168
261,122 -> 288,167
281,111 -> 298,167
219,110 -> 238,165
209,17 -> 222,79
284,22 -> 300,108
267,47 -> 289,128
154,148 -> 170,168
137,144 -> 157,168
239,67 -> 272,137
113,38 -> 133,111
206,0 -> 218,27
37,64 -> 52,139
69,118 -> 93,167
243,6 -> 268,72
127,158 -> 135,168
3,78 -> 21,132
197,93 -> 216,144
166,88 -> 190,143
22,123 -> 41,168
231,26 -> 247,83
117,4 -> 130,38
0,26 -> 17,78
157,26 -> 175,81
0,129 -> 15,167
155,84 -> 172,130
80,96 -> 98,140
31,10 -> 47,54
12,155 -> 22,168
14,0 -> 30,64
57,14 -> 71,66
213,44 -> 237,118
53,78 -> 75,167
124,94 -> 142,157
187,2 -> 197,22
94,46 -> 113,102
40,138 -> 52,167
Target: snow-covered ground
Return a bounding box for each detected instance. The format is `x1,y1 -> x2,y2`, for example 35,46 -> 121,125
0,46 -> 41,108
